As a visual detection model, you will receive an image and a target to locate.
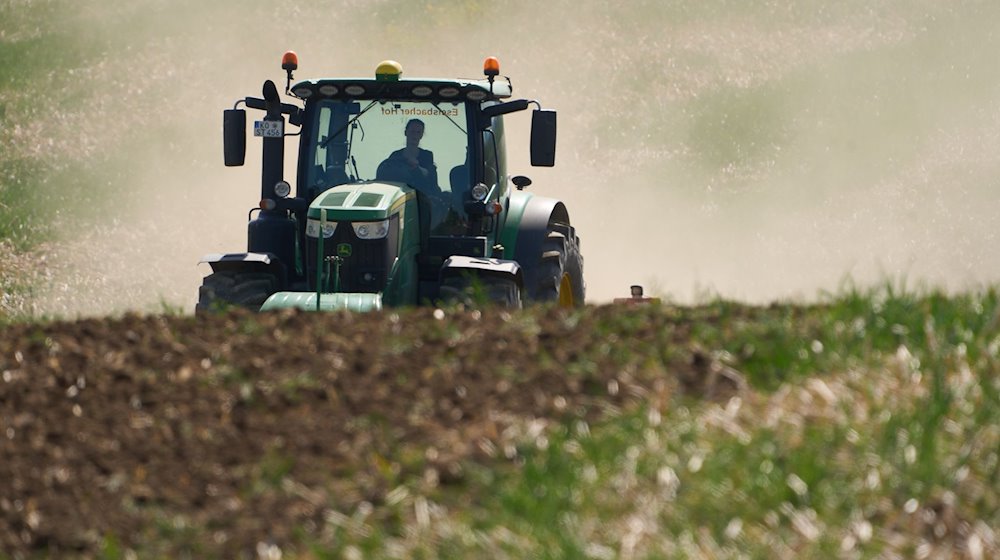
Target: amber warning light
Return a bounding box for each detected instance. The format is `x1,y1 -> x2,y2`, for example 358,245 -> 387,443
281,51 -> 299,94
282,51 -> 299,71
483,56 -> 500,77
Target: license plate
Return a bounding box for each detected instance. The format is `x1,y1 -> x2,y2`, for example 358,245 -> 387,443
253,120 -> 283,137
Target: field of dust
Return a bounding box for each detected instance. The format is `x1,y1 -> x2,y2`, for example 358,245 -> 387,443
3,1 -> 1000,318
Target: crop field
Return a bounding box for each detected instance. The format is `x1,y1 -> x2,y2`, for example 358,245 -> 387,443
2,291 -> 999,558
2,1 -> 1000,558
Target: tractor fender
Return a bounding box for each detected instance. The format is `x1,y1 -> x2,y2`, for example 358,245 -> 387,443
439,256 -> 524,307
199,252 -> 287,288
502,191 -> 572,301
440,255 -> 524,286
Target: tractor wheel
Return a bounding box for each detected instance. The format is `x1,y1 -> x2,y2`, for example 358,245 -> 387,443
535,222 -> 585,307
196,271 -> 277,314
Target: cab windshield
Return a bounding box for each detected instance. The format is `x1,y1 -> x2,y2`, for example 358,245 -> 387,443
304,99 -> 471,232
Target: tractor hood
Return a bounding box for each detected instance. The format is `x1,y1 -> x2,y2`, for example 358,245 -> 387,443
307,181 -> 413,222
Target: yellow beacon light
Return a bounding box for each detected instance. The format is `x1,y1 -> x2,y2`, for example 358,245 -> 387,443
375,60 -> 402,81
282,51 -> 299,71
483,56 -> 500,77
281,50 -> 299,94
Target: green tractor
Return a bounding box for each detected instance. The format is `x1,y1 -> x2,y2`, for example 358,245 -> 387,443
197,53 -> 584,312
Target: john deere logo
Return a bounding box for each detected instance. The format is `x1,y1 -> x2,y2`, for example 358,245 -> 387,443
337,243 -> 353,257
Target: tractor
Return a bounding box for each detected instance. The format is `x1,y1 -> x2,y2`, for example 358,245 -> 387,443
197,53 -> 584,312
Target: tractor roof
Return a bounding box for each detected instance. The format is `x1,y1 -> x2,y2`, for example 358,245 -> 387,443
289,77 -> 513,103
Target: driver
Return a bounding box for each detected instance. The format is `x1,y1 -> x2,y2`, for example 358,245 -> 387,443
376,119 -> 440,194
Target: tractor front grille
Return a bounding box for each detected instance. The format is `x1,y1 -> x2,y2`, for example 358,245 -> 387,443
306,216 -> 399,293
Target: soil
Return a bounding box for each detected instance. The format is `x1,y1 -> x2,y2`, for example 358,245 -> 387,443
0,306 -> 740,557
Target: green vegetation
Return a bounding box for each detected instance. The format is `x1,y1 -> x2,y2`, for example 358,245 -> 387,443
0,1 -> 213,320
1,4 -> 100,247
2,287 -> 997,557
189,288 -> 1000,558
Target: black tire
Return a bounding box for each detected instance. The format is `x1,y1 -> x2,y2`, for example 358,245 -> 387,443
195,271 -> 278,314
535,222 -> 585,307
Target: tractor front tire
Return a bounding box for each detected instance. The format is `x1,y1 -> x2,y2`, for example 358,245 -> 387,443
196,271 -> 277,314
535,222 -> 585,307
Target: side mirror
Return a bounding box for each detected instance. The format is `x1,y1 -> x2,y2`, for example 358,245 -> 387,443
530,110 -> 556,167
223,109 -> 246,166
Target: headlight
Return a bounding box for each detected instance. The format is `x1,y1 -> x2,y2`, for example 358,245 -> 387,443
470,183 -> 489,201
352,220 -> 389,240
306,219 -> 337,238
274,181 -> 291,198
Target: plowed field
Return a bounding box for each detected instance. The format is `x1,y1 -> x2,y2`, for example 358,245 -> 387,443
0,306 -> 736,557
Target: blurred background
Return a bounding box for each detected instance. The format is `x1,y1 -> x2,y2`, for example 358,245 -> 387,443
2,0 -> 1000,316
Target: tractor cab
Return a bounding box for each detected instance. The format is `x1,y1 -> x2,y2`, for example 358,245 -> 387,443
290,61 -> 537,237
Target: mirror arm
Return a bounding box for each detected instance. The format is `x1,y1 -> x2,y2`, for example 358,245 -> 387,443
479,99 -> 532,127
244,96 -> 300,117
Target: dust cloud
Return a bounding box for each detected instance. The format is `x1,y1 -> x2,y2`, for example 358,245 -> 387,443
10,0 -> 1000,315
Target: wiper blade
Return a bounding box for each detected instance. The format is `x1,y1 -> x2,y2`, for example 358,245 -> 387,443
433,101 -> 466,135
321,100 -> 379,148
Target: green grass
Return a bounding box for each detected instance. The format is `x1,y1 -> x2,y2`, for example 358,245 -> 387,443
0,1 -> 179,255
194,287 -> 996,559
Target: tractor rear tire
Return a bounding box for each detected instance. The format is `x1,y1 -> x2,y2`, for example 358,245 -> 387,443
535,222 -> 585,307
196,271 -> 277,314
